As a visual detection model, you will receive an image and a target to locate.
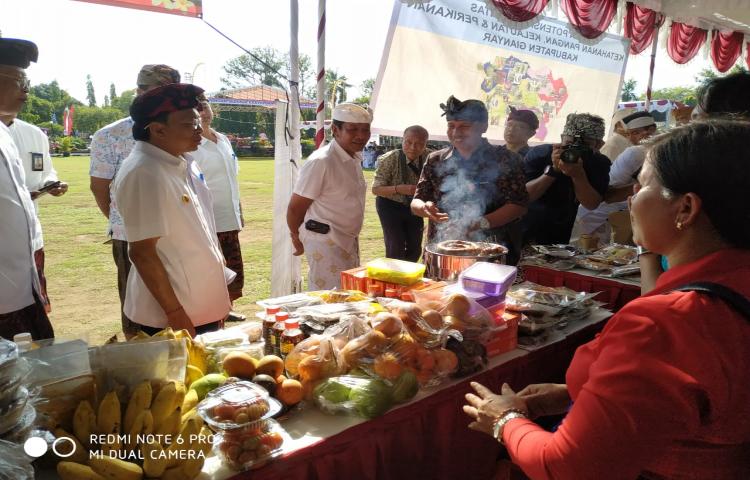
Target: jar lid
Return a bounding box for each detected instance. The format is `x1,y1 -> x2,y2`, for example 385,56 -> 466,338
284,319 -> 299,330
275,312 -> 289,321
12,333 -> 32,344
266,306 -> 281,315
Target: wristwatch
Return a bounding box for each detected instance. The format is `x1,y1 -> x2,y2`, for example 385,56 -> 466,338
492,409 -> 528,444
544,164 -> 562,179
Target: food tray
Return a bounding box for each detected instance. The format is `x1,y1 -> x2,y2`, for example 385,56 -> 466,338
198,381 -> 281,431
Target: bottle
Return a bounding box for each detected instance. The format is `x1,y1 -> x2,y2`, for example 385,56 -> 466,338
271,312 -> 289,357
279,319 -> 305,360
13,332 -> 36,352
262,306 -> 281,355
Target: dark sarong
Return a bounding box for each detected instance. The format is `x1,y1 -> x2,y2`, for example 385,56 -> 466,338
34,248 -> 51,313
0,293 -> 54,340
217,230 -> 244,301
112,239 -> 140,337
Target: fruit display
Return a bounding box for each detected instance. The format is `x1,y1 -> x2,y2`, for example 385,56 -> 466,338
214,418 -> 288,471
313,375 -> 404,419
409,290 -> 495,343
55,379 -> 210,480
198,381 -> 280,431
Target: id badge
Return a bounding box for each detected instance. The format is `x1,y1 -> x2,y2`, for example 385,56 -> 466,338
31,153 -> 44,171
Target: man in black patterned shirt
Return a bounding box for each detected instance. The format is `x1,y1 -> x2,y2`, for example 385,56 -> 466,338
411,96 -> 528,265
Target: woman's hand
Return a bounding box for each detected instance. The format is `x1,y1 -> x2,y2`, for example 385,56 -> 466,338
516,383 -> 571,419
463,382 -> 528,436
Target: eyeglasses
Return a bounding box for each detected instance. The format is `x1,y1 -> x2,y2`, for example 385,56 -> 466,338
0,73 -> 31,91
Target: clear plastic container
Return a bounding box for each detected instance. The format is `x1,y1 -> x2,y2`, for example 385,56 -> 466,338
0,386 -> 29,434
366,258 -> 426,286
459,262 -> 517,297
0,357 -> 31,408
198,381 -> 281,431
213,418 -> 288,471
0,403 -> 35,442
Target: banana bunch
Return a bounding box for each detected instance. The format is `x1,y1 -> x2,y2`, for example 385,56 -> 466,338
127,327 -> 209,389
58,380 -> 207,480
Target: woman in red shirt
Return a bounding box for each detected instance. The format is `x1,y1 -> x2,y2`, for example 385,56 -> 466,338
463,120 -> 750,479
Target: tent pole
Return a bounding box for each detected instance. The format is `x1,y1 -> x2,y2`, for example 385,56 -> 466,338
316,0 -> 327,148
645,20 -> 662,111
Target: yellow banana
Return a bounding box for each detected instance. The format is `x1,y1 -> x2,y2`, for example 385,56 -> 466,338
197,426 -> 213,456
53,428 -> 88,464
184,365 -> 204,388
129,331 -> 150,342
188,342 -> 208,374
151,381 -> 177,429
123,381 -> 152,434
89,457 -> 143,480
181,389 -> 199,413
182,456 -> 205,479
57,462 -> 105,480
125,409 -> 153,450
154,327 -> 176,339
141,439 -> 168,478
161,466 -> 190,480
155,407 -> 181,439
97,391 -> 121,435
172,382 -> 186,412
165,416 -> 201,468
73,400 -> 97,449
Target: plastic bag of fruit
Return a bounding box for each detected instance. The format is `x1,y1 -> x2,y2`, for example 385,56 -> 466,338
377,298 -> 459,348
313,375 -> 395,419
283,335 -> 342,397
412,290 -> 494,343
339,310 -> 459,388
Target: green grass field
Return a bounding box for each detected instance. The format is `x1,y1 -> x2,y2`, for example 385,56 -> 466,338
39,156 -> 386,344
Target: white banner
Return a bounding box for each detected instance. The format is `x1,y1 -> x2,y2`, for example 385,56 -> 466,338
371,0 -> 630,143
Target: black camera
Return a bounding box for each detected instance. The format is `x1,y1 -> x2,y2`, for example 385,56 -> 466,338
560,135 -> 593,164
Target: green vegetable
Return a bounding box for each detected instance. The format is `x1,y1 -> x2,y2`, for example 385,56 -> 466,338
348,378 -> 393,419
314,379 -> 352,404
391,371 -> 419,404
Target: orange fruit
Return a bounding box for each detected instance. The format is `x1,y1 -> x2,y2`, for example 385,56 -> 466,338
222,352 -> 258,379
446,294 -> 471,320
372,313 -> 403,337
298,355 -> 324,381
421,310 -> 443,330
256,355 -> 285,378
432,349 -> 458,375
276,374 -> 288,385
373,353 -> 402,381
390,334 -> 418,365
277,379 -> 304,406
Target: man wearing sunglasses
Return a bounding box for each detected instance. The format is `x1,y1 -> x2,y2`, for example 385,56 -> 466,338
0,37 -> 55,340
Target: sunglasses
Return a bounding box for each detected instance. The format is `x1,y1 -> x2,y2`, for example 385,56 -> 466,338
0,72 -> 31,91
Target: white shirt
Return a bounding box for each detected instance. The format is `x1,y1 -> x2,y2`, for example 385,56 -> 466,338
113,142 -> 231,328
89,117 -> 135,241
600,132 -> 633,163
573,145 -> 646,237
191,132 -> 242,232
0,122 -> 41,313
294,139 -> 367,253
8,119 -> 56,250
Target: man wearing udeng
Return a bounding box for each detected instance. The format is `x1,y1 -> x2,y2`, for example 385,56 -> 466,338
411,96 -> 528,264
287,103 -> 371,289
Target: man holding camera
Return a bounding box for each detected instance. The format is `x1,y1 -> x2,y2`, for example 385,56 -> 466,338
522,113 -> 611,245
287,103 -> 370,290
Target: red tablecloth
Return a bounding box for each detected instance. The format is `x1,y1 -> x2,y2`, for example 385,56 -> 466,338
231,321 -> 606,480
522,265 -> 641,312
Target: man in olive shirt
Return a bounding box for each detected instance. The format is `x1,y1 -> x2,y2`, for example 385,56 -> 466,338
372,125 -> 429,262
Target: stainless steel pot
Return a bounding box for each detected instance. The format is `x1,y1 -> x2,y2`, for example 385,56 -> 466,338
423,242 -> 508,281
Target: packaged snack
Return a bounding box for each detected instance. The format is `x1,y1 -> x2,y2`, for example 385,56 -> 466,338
365,258 -> 426,286
198,381 -> 281,431
256,293 -> 322,312
214,418 -> 288,471
589,244 -> 638,266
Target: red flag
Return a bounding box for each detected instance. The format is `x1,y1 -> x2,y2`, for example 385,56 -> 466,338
72,0 -> 202,18
63,105 -> 75,136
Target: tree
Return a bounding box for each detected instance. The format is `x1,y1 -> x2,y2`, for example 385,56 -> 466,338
104,95 -> 110,108
221,47 -> 314,98
73,106 -> 122,137
109,83 -> 118,103
694,64 -> 749,90
86,75 -> 97,107
353,78 -> 375,105
638,86 -> 697,104
325,70 -> 351,108
620,78 -> 638,101
20,81 -> 82,130
111,89 -> 137,115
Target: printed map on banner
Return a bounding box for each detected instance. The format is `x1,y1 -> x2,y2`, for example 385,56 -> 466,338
370,0 -> 630,143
